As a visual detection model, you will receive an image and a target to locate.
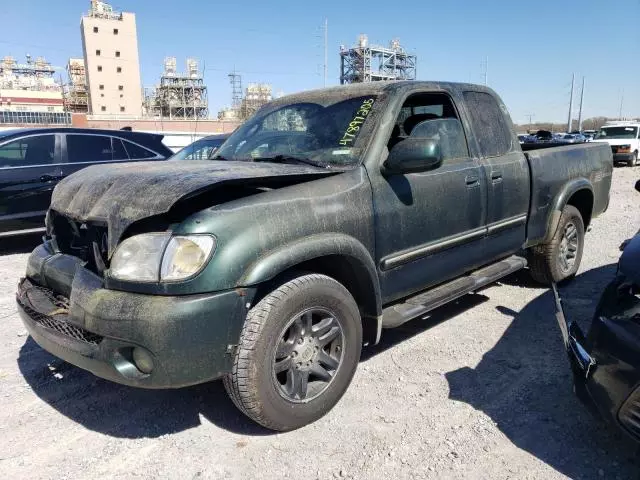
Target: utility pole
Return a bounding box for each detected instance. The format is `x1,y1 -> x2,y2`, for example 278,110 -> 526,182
567,73 -> 575,133
526,114 -> 535,133
619,90 -> 624,119
482,56 -> 488,86
577,76 -> 585,132
323,18 -> 328,87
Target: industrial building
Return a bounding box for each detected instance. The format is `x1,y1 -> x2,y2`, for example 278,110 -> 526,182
80,0 -> 143,116
144,57 -> 208,119
0,54 -> 69,125
63,58 -> 89,113
218,72 -> 272,120
240,83 -> 272,119
340,35 -> 417,84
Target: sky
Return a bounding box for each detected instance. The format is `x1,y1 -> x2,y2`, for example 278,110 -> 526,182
2,0 -> 639,124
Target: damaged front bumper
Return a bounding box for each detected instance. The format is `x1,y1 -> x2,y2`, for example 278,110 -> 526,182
552,280 -> 640,441
17,242 -> 253,389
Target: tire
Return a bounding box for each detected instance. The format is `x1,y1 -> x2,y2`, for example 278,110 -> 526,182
629,151 -> 638,167
529,205 -> 585,285
223,273 -> 362,431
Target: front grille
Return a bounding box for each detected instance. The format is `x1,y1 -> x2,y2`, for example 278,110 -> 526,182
618,387 -> 640,440
611,146 -> 618,154
19,284 -> 103,346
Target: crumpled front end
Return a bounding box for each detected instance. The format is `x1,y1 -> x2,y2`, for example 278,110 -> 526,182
17,242 -> 253,388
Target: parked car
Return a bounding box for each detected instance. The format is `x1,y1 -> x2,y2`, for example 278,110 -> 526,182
594,122 -> 640,167
0,128 -> 173,237
518,134 -> 537,144
553,179 -> 640,442
170,134 -> 230,160
17,81 -> 612,431
535,130 -> 554,142
561,134 -> 586,144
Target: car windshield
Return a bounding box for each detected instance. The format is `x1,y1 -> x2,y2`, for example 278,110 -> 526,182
171,137 -> 226,160
597,126 -> 638,139
214,94 -> 380,168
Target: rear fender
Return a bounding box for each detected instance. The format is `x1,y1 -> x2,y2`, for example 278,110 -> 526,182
544,178 -> 593,242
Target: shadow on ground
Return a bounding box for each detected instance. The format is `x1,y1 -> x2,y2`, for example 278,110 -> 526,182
445,263 -> 640,478
18,337 -> 272,438
15,263 -> 640,477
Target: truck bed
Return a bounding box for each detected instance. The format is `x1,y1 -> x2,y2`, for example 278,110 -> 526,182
524,142 -> 613,245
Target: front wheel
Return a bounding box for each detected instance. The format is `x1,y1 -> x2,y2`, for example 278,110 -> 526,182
223,274 -> 362,431
529,205 -> 585,285
628,151 -> 638,167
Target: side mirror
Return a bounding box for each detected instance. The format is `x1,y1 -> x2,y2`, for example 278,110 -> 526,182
383,137 -> 443,174
635,179 -> 640,193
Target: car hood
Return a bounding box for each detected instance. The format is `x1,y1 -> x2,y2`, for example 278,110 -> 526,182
50,160 -> 334,256
620,233 -> 640,285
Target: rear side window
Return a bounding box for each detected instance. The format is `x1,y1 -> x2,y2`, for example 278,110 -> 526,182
112,138 -> 129,160
463,91 -> 513,157
67,135 -> 114,162
122,140 -> 158,159
0,134 -> 56,168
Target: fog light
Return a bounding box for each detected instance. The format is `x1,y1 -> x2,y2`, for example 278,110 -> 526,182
132,347 -> 154,374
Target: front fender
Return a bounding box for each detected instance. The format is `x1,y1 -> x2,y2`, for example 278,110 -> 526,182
239,233 -> 382,317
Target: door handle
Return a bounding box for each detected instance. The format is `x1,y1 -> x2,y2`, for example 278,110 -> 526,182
465,175 -> 480,187
491,170 -> 503,182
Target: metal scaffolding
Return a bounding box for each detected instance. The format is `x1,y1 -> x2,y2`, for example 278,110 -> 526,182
0,55 -> 59,90
239,83 -> 272,119
63,58 -> 88,113
144,57 -> 208,119
339,35 -> 417,84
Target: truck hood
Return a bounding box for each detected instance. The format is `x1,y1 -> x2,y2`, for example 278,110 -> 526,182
50,160 -> 334,256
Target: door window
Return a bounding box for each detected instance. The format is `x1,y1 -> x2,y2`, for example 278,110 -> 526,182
388,93 -> 469,165
462,91 -> 513,157
67,134 -> 114,162
0,134 -> 56,168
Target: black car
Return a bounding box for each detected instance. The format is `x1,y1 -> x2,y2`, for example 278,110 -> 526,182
553,179 -> 640,442
171,134 -> 229,161
0,128 -> 173,236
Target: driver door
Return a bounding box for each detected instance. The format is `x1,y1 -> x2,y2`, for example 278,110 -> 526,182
369,92 -> 488,303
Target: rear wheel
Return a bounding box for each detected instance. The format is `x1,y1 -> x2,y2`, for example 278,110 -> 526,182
223,274 -> 362,431
529,205 -> 585,285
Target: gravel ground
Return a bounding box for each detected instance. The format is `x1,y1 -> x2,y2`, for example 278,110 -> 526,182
1,166 -> 639,480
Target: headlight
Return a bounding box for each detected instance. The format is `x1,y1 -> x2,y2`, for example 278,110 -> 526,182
109,233 -> 215,282
161,235 -> 216,281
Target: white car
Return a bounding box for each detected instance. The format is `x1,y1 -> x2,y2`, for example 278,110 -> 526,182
594,122 -> 640,166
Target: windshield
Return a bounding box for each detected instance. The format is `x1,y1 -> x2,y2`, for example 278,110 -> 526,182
597,126 -> 638,140
171,137 -> 226,160
215,95 -> 379,168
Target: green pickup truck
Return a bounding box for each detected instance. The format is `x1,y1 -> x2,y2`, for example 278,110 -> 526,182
17,81 -> 612,431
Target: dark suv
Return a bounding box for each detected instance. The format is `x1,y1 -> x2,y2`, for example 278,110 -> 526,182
0,128 -> 173,236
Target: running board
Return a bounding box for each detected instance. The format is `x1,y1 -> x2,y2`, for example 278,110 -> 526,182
381,255 -> 527,329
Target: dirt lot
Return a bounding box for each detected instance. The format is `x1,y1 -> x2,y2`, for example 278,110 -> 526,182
1,167 -> 639,480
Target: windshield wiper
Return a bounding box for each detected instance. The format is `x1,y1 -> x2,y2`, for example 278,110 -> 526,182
251,155 -> 329,169
212,155 -> 230,161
